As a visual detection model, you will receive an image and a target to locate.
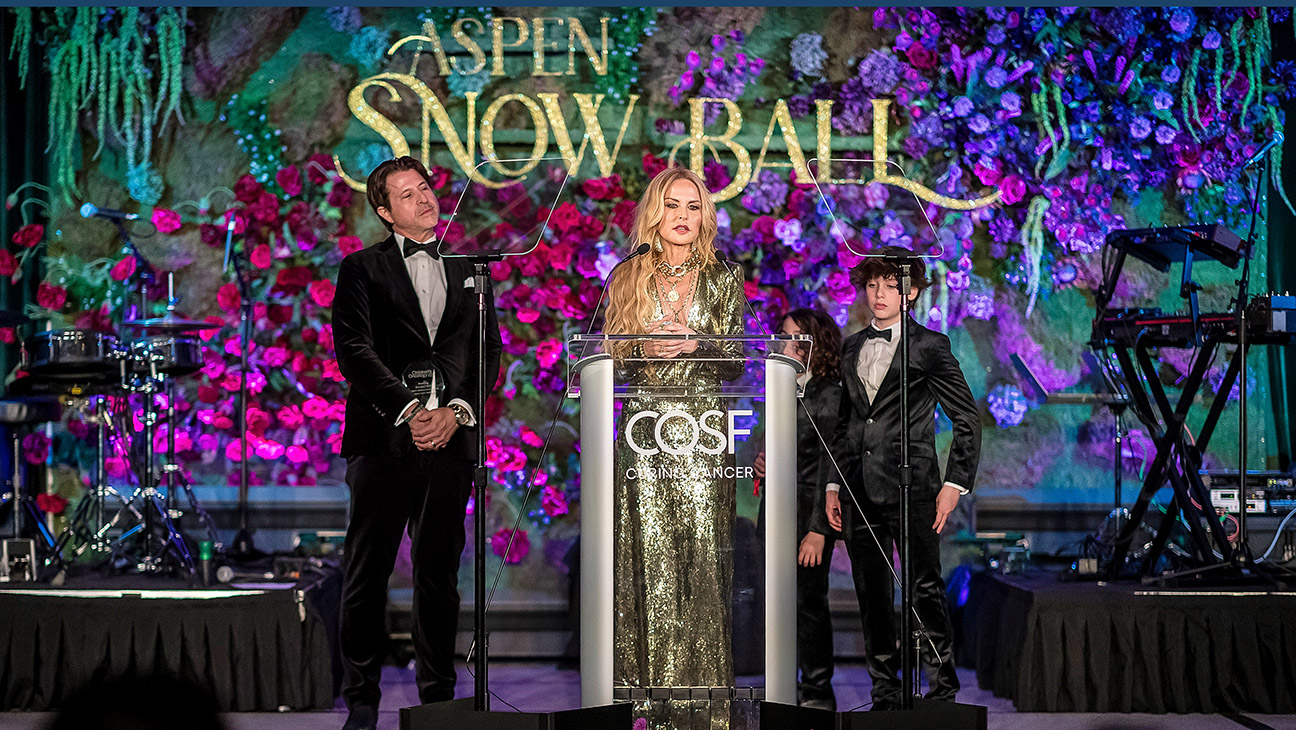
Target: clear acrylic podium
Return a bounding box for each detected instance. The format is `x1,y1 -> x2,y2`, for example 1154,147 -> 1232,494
567,333 -> 811,711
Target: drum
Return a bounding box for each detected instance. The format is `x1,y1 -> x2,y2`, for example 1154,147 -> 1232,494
23,330 -> 118,379
129,335 -> 203,376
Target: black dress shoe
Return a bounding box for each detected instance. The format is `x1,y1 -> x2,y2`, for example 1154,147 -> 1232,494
800,696 -> 837,712
342,705 -> 378,730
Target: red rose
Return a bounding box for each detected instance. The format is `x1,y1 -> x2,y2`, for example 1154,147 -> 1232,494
222,210 -> 247,235
250,244 -> 272,269
612,199 -> 636,234
151,208 -> 182,233
327,181 -> 354,209
35,493 -> 68,515
275,166 -> 303,197
267,304 -> 294,324
581,174 -> 627,200
435,220 -> 465,245
549,202 -> 582,234
197,384 -> 221,403
11,224 -> 43,249
217,282 -> 241,312
0,249 -> 17,277
200,224 -> 222,246
36,283 -> 67,311
234,174 -> 263,204
428,166 -> 452,190
642,152 -> 668,179
338,235 -> 364,256
306,153 -> 335,185
906,44 -> 937,69
0,328 -> 14,344
274,266 -> 313,293
109,256 -> 137,281
308,279 -> 336,308
249,190 -> 280,224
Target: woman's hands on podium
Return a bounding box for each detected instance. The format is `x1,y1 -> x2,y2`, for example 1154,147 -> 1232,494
644,319 -> 698,358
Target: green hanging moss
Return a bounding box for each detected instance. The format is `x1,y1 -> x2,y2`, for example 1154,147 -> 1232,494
14,7 -> 188,203
8,7 -> 32,83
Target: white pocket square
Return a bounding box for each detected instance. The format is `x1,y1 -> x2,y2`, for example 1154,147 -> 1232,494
463,277 -> 474,288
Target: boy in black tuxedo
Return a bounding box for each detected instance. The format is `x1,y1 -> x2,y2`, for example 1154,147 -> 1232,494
332,157 -> 501,730
823,247 -> 981,708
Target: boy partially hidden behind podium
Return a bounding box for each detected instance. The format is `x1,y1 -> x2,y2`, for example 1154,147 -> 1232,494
823,247 -> 982,709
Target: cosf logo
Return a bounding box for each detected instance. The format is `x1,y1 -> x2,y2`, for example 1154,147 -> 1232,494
623,409 -> 754,456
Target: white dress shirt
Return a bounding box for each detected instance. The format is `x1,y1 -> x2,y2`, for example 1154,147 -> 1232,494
393,233 -> 476,427
827,319 -> 965,495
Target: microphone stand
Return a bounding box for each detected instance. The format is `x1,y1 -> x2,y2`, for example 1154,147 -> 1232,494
892,255 -> 919,708
226,223 -> 258,559
1232,143 -> 1267,568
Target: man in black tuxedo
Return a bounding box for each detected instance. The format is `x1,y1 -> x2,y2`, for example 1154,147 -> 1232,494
332,156 -> 501,730
823,247 -> 981,709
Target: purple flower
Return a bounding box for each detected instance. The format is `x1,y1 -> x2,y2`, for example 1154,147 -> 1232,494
947,270 -> 970,291
749,57 -> 766,76
789,32 -> 829,78
969,114 -> 991,134
999,92 -> 1021,113
952,96 -> 974,117
1162,65 -> 1181,84
1152,90 -> 1174,111
709,56 -> 725,74
863,181 -> 890,208
1155,125 -> 1178,145
965,292 -> 995,320
984,66 -> 1008,89
986,6 -> 1006,21
987,25 -> 1006,45
987,384 -> 1029,428
1129,117 -> 1152,140
989,216 -> 1018,243
787,95 -> 812,118
1168,8 -> 1195,37
1203,29 -> 1222,50
711,34 -> 725,52
686,50 -> 701,69
857,50 -> 903,96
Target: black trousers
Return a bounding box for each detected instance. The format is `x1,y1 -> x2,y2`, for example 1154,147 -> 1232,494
841,493 -> 957,704
794,485 -> 836,704
340,450 -> 473,709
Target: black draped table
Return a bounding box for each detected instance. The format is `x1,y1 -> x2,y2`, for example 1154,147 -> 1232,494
960,570 -> 1296,713
0,565 -> 341,711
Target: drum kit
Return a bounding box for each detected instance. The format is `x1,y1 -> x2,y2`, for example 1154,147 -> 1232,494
0,273 -> 223,580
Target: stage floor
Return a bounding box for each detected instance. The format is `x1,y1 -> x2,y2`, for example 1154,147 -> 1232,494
4,662 -> 1296,730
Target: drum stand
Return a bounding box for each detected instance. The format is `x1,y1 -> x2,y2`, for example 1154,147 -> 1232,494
111,360 -> 195,575
50,397 -> 131,566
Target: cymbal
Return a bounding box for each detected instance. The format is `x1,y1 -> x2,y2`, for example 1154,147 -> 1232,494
0,309 -> 31,328
123,314 -> 222,332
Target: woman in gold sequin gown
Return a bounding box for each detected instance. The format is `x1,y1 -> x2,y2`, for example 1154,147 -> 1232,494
605,167 -> 746,729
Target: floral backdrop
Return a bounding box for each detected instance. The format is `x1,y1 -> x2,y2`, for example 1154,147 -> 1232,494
5,7 -> 1291,588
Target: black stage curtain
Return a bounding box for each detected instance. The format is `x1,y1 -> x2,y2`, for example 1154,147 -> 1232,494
0,567 -> 341,712
961,571 -> 1296,713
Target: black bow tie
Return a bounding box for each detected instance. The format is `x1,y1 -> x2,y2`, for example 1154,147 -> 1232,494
403,240 -> 440,259
863,327 -> 892,342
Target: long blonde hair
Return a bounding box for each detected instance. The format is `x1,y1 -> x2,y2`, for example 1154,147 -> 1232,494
605,167 -> 719,352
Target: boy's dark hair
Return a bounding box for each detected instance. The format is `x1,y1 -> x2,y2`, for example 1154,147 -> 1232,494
783,308 -> 842,380
365,156 -> 432,231
849,245 -> 932,294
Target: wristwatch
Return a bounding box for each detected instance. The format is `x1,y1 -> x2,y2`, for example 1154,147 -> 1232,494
449,402 -> 471,426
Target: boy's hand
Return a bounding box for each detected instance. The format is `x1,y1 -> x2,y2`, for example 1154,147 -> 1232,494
933,485 -> 960,534
825,490 -> 842,532
798,532 -> 825,567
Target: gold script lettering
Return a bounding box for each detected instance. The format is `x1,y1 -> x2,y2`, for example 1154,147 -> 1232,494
491,17 -> 530,76
670,97 -> 752,202
870,99 -> 1001,209
480,93 -> 550,176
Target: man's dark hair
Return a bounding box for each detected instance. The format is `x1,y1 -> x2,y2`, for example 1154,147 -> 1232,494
782,307 -> 843,380
848,245 -> 932,294
366,156 -> 431,231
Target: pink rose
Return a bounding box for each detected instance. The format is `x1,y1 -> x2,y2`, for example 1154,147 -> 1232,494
275,166 -> 303,197
0,249 -> 17,277
278,404 -> 305,429
536,339 -> 562,369
11,224 -> 43,248
151,208 -> 182,233
250,244 -> 272,269
541,485 -> 569,517
999,175 -> 1027,205
109,256 -> 137,281
217,283 -> 241,313
286,445 -> 309,464
338,235 -> 364,256
490,528 -> 530,564
36,283 -> 67,310
309,279 -> 336,308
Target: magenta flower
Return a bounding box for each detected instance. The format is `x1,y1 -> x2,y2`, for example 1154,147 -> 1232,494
541,485 -> 569,517
151,208 -> 182,233
491,528 -> 530,564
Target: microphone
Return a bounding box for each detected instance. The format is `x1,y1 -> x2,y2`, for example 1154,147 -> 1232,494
79,203 -> 139,221
581,242 -> 651,336
215,565 -> 276,583
1244,131 -> 1284,168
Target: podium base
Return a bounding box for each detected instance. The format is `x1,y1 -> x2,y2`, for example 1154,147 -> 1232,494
400,698 -> 633,730
759,699 -> 987,730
